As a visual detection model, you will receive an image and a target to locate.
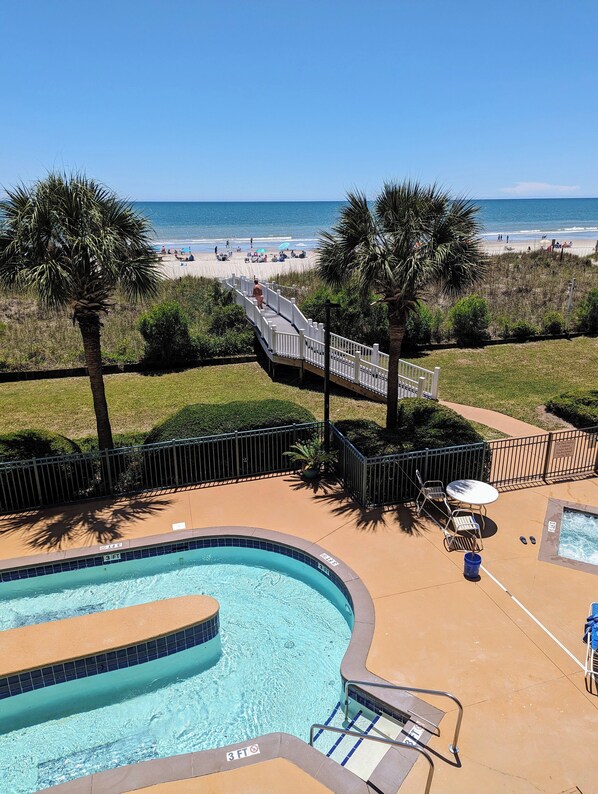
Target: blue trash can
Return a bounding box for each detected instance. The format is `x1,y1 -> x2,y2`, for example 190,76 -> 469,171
463,552 -> 482,580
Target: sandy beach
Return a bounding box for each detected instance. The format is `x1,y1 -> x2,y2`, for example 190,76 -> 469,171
158,237 -> 597,280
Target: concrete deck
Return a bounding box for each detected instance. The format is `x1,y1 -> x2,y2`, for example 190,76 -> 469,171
2,474 -> 597,793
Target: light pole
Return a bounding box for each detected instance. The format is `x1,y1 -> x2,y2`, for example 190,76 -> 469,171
324,299 -> 341,453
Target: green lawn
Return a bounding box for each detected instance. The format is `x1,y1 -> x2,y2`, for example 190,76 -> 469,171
1,337 -> 595,442
404,336 -> 598,428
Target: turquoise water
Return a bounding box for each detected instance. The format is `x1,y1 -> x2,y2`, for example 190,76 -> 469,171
135,198 -> 598,249
559,508 -> 598,565
0,547 -> 353,793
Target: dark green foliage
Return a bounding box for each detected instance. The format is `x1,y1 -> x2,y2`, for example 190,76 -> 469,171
575,288 -> 598,334
193,330 -> 254,359
208,304 -> 248,335
0,429 -> 80,461
145,399 -> 316,444
138,301 -> 195,365
336,398 -> 483,455
449,295 -> 490,346
509,321 -> 538,341
403,302 -> 434,350
546,390 -> 598,428
300,284 -> 389,348
77,432 -> 147,452
541,311 -> 564,335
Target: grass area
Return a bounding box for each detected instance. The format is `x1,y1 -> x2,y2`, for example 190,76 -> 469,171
1,336 -> 595,443
404,336 -> 598,429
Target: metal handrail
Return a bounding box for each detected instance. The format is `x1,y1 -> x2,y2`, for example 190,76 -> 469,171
309,724 -> 434,794
343,680 -> 464,754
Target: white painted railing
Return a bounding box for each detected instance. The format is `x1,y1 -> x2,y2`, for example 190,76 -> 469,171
224,274 -> 440,400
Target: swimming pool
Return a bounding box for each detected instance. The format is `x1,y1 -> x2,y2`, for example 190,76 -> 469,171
558,507 -> 598,565
0,542 -> 353,793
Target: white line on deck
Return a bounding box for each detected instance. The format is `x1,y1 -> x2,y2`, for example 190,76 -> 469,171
480,564 -> 585,670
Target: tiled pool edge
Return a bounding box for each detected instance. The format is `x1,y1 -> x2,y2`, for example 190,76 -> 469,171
539,499 -> 598,576
0,526 -> 443,794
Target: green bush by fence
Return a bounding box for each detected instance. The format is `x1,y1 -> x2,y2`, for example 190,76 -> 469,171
0,429 -> 80,461
546,390 -> 598,428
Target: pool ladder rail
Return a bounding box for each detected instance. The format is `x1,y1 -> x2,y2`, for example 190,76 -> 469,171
309,680 -> 464,794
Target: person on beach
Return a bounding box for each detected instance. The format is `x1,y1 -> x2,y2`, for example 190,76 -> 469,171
253,278 -> 264,309
250,237 -> 253,248
215,245 -> 218,257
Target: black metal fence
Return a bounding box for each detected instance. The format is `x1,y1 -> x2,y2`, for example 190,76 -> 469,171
334,425 -> 598,508
0,422 -> 324,513
0,422 -> 596,514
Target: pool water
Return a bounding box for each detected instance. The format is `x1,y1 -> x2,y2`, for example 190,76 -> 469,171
0,547 -> 353,793
558,507 -> 598,565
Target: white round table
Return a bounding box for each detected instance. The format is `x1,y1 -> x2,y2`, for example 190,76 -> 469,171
446,479 -> 499,529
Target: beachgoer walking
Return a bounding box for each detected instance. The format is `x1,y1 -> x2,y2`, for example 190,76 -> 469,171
215,246 -> 218,256
506,235 -> 509,243
250,237 -> 253,248
253,278 -> 264,309
226,240 -> 229,247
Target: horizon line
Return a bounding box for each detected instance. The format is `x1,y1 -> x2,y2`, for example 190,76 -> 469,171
131,196 -> 598,202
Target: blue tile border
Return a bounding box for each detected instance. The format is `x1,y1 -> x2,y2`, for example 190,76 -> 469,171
0,536 -> 354,609
0,614 -> 219,701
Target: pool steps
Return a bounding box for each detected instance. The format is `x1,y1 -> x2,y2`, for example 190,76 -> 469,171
313,699 -> 408,782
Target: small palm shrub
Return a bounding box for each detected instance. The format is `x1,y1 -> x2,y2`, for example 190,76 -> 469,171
448,296 -> 490,346
284,436 -> 337,472
138,301 -> 195,366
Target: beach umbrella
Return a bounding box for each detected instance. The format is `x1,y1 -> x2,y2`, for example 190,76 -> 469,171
279,242 -> 290,250
257,248 -> 266,253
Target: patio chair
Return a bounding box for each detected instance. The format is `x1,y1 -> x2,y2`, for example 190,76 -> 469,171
583,602 -> 598,683
443,507 -> 483,552
415,469 -> 447,516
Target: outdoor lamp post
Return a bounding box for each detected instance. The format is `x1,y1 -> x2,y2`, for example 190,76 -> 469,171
324,299 -> 341,454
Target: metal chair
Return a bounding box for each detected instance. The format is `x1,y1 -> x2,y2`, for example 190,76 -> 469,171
415,469 -> 447,517
443,508 -> 483,552
584,602 -> 598,685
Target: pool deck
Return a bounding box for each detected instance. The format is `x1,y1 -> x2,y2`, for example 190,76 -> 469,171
2,473 -> 598,793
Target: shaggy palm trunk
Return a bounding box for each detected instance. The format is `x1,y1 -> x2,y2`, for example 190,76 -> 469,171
385,305 -> 407,431
77,315 -> 114,450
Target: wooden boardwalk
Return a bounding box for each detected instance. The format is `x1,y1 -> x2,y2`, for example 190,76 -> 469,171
224,275 -> 440,403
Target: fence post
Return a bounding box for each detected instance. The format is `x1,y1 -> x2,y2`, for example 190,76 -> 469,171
361,456 -> 368,508
103,449 -> 113,494
318,322 -> 325,342
291,297 -> 297,326
31,458 -> 43,505
172,441 -> 179,486
271,324 -> 277,353
235,431 -> 240,480
353,352 -> 361,383
417,376 -> 426,398
542,432 -> 554,482
298,329 -> 305,360
371,343 -> 380,367
432,367 -> 440,400
276,289 -> 281,314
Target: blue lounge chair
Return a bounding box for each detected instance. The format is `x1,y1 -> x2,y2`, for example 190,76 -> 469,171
583,602 -> 598,683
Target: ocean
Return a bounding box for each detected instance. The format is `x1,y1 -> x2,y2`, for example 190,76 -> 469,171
135,198 -> 598,251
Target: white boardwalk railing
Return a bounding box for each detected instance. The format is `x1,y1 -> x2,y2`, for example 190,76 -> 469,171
224,274 -> 440,401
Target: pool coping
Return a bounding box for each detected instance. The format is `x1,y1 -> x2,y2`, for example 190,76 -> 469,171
539,499 -> 598,576
0,526 -> 443,794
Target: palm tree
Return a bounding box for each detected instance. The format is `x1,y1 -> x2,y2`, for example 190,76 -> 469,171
318,181 -> 485,430
0,173 -> 161,449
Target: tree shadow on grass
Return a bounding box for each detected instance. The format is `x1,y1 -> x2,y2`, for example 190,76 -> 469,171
0,495 -> 172,553
284,474 -> 430,535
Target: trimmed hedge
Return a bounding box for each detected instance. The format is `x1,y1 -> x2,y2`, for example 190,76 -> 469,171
145,400 -> 316,444
545,390 -> 598,429
0,429 -> 80,462
336,399 -> 484,455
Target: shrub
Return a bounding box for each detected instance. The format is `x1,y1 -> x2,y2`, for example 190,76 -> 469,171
336,399 -> 483,455
0,429 -> 80,462
300,284 -> 389,348
138,301 -> 195,366
145,400 -> 316,444
575,288 -> 598,334
193,329 -> 254,359
403,302 -> 434,350
545,390 -> 598,428
510,321 -> 538,341
208,304 -> 248,335
448,296 -> 490,346
541,311 -> 564,335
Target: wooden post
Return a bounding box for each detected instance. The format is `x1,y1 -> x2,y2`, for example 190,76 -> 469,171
271,325 -> 277,354
291,297 -> 297,327
371,343 -> 380,367
353,352 -> 361,383
417,376 -> 426,398
432,367 -> 440,400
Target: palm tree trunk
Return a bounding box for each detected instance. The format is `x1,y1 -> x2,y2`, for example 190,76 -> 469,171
385,305 -> 406,431
77,315 -> 114,450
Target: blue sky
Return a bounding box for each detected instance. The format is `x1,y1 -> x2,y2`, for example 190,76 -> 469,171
1,0 -> 596,201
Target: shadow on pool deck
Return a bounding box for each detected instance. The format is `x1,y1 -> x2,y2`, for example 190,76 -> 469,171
0,495 -> 173,552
